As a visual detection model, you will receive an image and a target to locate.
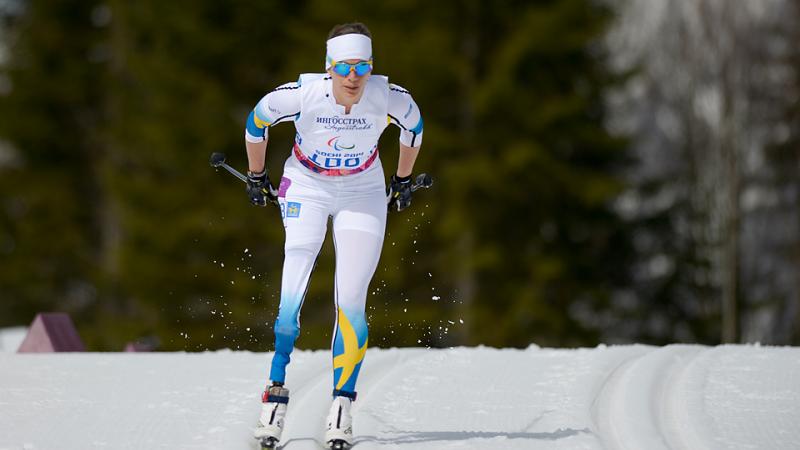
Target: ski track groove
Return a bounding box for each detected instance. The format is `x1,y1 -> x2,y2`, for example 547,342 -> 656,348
591,345 -> 711,450
658,347 -> 707,450
352,349 -> 433,446
590,347 -> 650,450
277,360 -> 332,450
272,348 -> 429,450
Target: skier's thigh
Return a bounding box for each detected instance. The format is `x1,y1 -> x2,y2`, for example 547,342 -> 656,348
280,194 -> 329,249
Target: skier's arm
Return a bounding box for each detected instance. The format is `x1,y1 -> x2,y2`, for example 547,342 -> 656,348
387,84 -> 423,211
387,84 -> 423,177
243,83 -> 300,206
396,143 -> 420,178
244,82 -> 301,172
246,140 -> 268,174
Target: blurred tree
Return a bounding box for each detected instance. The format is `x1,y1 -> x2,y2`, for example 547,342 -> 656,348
766,0 -> 800,345
455,0 -> 632,347
0,0 -> 108,334
338,0 -> 633,348
1,0 -> 632,350
606,0 -> 799,344
94,0 -> 298,350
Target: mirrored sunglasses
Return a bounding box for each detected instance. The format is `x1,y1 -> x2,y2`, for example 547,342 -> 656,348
330,60 -> 373,77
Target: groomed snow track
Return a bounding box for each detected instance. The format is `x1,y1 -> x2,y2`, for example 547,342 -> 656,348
591,345 -> 800,450
1,345 -> 799,449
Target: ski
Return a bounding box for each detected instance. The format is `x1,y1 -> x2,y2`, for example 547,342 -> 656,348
258,436 -> 279,449
328,439 -> 351,450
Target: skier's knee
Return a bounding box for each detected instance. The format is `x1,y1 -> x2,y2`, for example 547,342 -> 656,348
284,241 -> 322,258
335,285 -> 369,311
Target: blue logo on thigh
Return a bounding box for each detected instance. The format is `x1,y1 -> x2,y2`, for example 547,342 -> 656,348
286,202 -> 301,218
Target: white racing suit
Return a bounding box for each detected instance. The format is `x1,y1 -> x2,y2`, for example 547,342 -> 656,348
245,73 -> 423,396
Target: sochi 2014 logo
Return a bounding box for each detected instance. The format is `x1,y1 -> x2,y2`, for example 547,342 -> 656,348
327,136 -> 355,152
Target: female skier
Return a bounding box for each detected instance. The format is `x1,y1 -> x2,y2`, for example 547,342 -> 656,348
244,23 -> 424,449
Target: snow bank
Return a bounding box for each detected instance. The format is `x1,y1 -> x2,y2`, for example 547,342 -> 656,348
0,345 -> 798,449
0,327 -> 26,353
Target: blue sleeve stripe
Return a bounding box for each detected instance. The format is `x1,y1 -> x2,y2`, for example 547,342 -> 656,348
410,117 -> 423,134
246,110 -> 267,139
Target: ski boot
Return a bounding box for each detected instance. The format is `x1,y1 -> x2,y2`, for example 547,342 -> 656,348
325,391 -> 356,450
254,383 -> 290,449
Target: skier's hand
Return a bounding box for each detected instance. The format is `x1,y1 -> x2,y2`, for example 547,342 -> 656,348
387,174 -> 413,212
246,169 -> 279,207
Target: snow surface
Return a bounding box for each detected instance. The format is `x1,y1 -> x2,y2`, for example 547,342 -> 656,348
1,345 -> 798,450
0,327 -> 26,353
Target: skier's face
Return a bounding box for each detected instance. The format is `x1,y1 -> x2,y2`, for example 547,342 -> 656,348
329,59 -> 371,104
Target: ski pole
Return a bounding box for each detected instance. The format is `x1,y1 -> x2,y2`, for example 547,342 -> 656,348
387,173 -> 434,211
410,173 -> 434,192
212,151 -> 433,192
209,152 -> 248,183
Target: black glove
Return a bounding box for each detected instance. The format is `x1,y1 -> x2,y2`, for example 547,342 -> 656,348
246,169 -> 278,207
387,174 -> 413,212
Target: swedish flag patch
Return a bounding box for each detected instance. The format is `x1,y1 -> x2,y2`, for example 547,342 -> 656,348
286,202 -> 301,218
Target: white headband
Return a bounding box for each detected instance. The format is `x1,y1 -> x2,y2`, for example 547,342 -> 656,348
325,33 -> 372,69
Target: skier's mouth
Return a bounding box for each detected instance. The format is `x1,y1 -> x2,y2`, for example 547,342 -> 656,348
344,85 -> 360,94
